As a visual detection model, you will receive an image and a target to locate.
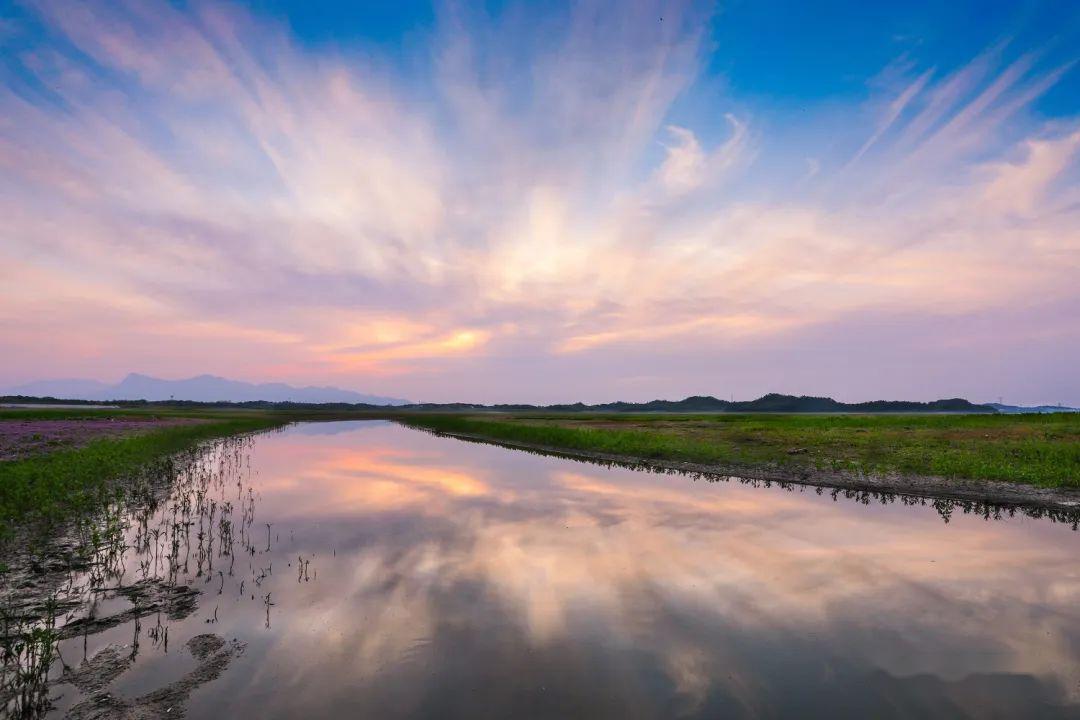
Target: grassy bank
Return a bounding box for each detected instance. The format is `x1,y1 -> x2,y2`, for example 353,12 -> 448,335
0,411 -> 288,539
398,413 -> 1080,488
4,408 -> 1077,538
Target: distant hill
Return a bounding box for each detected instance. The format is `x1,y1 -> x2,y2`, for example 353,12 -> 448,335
407,393 -> 997,413
988,403 -> 1080,414
1,384 -> 1003,413
6,373 -> 409,406
731,394 -> 993,413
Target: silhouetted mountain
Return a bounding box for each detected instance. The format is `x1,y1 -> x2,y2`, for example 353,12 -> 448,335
2,383 -> 999,413
6,373 -> 409,405
407,394 -> 996,413
728,394 -> 992,413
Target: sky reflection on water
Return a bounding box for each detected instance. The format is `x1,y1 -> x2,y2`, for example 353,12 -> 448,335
46,421 -> 1080,718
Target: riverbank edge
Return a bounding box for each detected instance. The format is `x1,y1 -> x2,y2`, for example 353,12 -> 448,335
0,416 -> 292,543
400,423 -> 1080,513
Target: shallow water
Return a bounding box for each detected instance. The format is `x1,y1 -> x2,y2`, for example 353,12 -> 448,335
11,420 -> 1080,718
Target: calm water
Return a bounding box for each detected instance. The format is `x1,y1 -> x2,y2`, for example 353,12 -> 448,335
25,421 -> 1080,718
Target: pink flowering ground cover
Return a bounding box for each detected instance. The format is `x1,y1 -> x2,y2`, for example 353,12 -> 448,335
0,418 -> 207,461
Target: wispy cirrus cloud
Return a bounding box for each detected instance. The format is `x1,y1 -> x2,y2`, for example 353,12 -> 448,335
0,0 -> 1077,403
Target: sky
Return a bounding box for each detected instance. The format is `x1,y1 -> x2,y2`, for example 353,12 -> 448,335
1,0 -> 1078,405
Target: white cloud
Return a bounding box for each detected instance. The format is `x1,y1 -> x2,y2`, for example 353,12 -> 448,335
658,125 -> 707,193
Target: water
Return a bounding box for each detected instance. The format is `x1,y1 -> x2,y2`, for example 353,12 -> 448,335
8,420 -> 1080,718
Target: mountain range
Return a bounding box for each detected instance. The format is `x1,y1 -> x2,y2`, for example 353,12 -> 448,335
5,373 -> 410,406
7,378 -> 1076,414
409,393 -> 998,413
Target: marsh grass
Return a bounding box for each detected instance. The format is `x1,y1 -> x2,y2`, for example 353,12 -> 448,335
1,430 -> 270,717
399,413 -> 1080,488
0,415 -> 285,539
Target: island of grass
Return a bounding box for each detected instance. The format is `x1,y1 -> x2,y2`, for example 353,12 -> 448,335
397,412 -> 1080,510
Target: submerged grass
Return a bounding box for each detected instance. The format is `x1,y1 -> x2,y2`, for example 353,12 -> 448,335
0,413 -> 286,539
398,412 -> 1080,488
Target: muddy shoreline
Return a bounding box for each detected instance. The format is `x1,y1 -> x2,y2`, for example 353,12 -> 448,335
413,426 -> 1080,515
0,432 -> 265,718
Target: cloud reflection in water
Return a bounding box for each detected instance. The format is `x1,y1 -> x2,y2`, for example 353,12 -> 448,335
179,421 -> 1080,719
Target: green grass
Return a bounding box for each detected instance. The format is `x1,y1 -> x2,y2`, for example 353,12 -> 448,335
0,407 -> 270,421
0,413 -> 288,539
4,408 -> 1076,539
0,405 -> 405,540
398,412 -> 1080,488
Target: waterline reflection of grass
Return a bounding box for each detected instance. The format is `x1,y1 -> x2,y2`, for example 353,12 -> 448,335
399,412 -> 1080,488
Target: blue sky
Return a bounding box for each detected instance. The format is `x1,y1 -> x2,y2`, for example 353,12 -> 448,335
1,0 -> 1078,404
712,1 -> 1077,103
241,0 -> 1080,109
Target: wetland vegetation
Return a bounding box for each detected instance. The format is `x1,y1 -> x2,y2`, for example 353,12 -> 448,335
398,412 -> 1080,492
0,409 -> 289,541
1,432 -> 263,717
1,405 -> 1076,717
3,407 -> 1078,546
3,420 -> 1080,718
